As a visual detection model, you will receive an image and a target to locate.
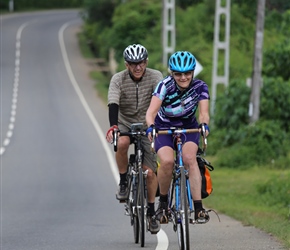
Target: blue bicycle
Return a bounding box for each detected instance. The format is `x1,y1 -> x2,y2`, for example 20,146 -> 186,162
153,127 -> 206,250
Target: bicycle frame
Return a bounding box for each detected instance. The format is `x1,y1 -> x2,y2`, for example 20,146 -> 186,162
173,134 -> 194,214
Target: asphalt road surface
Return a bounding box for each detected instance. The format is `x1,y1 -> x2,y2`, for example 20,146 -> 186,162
0,10 -> 287,250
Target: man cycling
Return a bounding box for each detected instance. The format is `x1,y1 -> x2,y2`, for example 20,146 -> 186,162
106,44 -> 163,234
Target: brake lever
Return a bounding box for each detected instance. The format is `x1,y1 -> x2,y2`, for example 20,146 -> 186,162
202,124 -> 207,156
151,128 -> 156,153
113,129 -> 118,152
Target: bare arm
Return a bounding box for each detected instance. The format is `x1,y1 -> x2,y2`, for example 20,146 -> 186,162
198,99 -> 210,136
146,96 -> 162,127
198,99 -> 210,125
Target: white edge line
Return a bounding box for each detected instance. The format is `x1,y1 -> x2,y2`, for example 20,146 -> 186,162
58,21 -> 169,250
58,22 -> 119,183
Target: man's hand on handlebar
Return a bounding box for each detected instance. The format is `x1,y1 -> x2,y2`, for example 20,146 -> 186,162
106,125 -> 118,143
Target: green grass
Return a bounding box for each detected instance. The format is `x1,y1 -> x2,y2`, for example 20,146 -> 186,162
203,166 -> 290,249
77,32 -> 110,102
90,71 -> 109,102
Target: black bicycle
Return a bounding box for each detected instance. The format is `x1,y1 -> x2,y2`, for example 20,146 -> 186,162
113,123 -> 148,247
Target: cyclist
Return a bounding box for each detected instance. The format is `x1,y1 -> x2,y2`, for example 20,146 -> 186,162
106,44 -> 163,233
146,51 -> 210,224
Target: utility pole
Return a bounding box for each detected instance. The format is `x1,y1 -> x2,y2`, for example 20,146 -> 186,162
211,0 -> 231,115
162,0 -> 203,77
249,0 -> 265,123
162,0 -> 175,73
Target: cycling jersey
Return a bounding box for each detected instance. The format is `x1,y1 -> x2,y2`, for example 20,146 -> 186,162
153,75 -> 210,129
108,68 -> 163,129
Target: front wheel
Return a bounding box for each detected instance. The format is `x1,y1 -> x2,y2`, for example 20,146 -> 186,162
176,213 -> 184,250
137,167 -> 145,247
178,167 -> 190,250
131,176 -> 139,244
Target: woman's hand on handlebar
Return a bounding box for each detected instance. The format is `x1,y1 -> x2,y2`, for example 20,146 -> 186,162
198,123 -> 210,137
146,124 -> 158,142
198,123 -> 209,153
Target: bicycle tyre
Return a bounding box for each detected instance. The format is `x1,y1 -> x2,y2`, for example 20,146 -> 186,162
132,177 -> 139,244
127,180 -> 134,226
176,213 -> 184,250
138,167 -> 145,247
176,181 -> 184,250
179,166 -> 190,250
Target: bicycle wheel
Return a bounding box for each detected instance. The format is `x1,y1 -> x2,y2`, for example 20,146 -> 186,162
137,167 -> 145,247
132,177 -> 139,244
177,167 -> 190,250
127,179 -> 133,226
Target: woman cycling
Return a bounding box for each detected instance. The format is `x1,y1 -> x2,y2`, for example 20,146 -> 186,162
146,51 -> 210,224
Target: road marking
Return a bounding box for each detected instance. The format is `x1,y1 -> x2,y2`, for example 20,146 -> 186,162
59,21 -> 169,250
0,22 -> 29,156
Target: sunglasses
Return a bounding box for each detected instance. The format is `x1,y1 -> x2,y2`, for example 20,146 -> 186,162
172,71 -> 193,78
127,60 -> 147,68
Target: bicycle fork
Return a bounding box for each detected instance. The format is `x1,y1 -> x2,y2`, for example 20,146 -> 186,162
173,170 -> 195,225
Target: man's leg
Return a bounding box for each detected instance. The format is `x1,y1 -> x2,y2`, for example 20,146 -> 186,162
115,136 -> 130,200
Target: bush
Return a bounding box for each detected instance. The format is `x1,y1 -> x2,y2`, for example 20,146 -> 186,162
214,119 -> 289,168
260,77 -> 290,131
213,79 -> 250,132
257,172 -> 290,208
0,0 -> 83,10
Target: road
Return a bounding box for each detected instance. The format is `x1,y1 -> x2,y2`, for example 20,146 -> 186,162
0,10 -> 286,250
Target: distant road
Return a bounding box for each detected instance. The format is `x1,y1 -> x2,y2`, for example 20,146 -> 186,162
0,10 -> 286,250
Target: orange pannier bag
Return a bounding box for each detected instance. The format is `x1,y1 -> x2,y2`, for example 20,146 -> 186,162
197,153 -> 214,199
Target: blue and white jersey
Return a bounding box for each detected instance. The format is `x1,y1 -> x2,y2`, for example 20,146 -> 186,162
153,75 -> 210,129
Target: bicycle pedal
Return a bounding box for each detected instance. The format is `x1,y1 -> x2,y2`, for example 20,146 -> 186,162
119,199 -> 126,203
124,207 -> 130,216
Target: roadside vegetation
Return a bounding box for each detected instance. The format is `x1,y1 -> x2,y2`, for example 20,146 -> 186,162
2,0 -> 289,248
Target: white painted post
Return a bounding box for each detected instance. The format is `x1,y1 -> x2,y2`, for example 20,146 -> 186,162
9,0 -> 14,12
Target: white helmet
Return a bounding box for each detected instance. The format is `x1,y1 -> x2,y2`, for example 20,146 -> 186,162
123,44 -> 148,63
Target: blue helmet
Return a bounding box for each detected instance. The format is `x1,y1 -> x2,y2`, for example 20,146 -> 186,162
168,51 -> 196,72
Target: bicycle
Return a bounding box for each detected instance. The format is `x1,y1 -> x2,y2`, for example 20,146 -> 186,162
113,123 -> 149,248
152,127 -> 207,250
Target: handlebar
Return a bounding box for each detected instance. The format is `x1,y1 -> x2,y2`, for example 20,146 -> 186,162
112,129 -> 147,152
157,128 -> 199,135
151,127 -> 207,155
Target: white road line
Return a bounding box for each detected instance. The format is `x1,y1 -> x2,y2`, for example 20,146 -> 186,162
0,22 -> 29,156
59,21 -> 169,250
